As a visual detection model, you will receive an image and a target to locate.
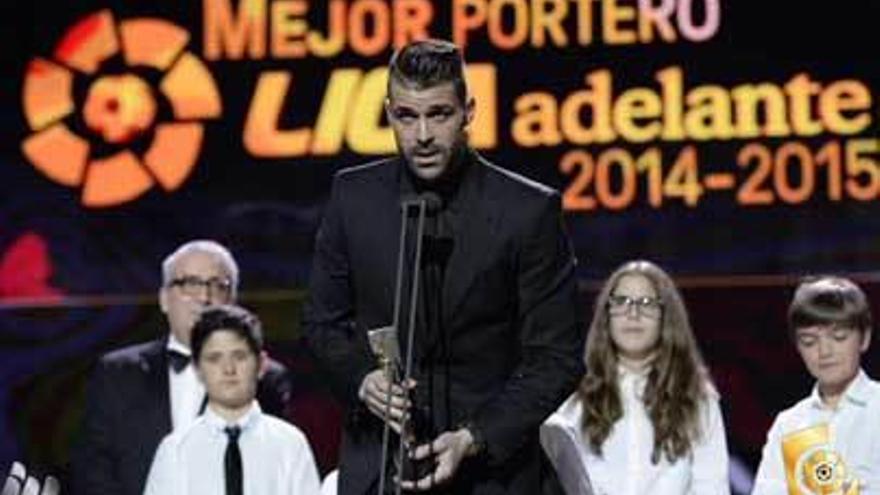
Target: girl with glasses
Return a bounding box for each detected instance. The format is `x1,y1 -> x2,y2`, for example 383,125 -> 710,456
542,260 -> 730,495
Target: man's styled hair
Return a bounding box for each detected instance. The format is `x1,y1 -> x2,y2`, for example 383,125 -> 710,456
788,276 -> 873,335
387,39 -> 468,103
161,240 -> 239,297
191,305 -> 263,362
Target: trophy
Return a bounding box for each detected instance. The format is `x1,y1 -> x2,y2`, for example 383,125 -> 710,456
782,423 -> 860,495
368,326 -> 402,385
367,323 -> 436,493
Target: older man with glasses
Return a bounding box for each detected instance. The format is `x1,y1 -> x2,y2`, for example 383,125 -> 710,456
72,240 -> 291,495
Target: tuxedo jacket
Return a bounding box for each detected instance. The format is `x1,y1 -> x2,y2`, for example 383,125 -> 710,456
304,152 -> 585,494
71,338 -> 291,495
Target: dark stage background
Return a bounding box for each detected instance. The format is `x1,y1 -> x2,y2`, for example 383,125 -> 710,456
1,0 -> 878,492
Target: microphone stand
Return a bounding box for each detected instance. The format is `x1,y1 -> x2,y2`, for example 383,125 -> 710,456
369,197 -> 428,495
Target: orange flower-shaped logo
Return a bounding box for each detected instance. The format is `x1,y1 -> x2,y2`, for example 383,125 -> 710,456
21,10 -> 222,207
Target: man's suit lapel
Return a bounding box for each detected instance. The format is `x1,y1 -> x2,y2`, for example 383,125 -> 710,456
355,160 -> 405,325
443,156 -> 503,325
141,340 -> 172,440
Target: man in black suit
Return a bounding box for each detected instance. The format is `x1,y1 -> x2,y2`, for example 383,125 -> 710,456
304,40 -> 584,494
72,240 -> 290,495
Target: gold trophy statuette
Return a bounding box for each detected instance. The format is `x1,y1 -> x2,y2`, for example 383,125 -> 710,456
367,326 -> 401,382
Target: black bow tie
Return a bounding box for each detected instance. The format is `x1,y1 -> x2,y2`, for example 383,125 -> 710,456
167,349 -> 191,373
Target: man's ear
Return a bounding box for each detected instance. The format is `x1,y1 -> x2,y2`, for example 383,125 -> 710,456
860,330 -> 872,353
463,96 -> 475,128
159,287 -> 168,313
384,97 -> 393,123
257,350 -> 269,379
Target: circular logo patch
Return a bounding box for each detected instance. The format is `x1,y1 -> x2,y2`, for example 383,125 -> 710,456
21,10 -> 221,207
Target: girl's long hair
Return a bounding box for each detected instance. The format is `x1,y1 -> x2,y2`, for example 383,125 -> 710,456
578,260 -> 712,463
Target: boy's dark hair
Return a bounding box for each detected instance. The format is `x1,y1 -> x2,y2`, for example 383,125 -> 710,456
388,39 -> 468,103
788,276 -> 872,335
191,304 -> 263,362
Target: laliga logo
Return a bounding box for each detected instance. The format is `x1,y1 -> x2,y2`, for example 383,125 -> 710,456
795,446 -> 859,495
21,10 -> 221,208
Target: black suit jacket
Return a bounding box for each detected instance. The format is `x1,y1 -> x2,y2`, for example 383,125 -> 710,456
71,338 -> 290,495
304,152 -> 585,494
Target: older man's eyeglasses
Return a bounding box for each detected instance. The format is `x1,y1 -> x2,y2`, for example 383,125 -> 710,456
607,294 -> 663,318
168,276 -> 233,299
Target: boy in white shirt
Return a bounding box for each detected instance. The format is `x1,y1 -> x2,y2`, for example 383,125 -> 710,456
753,276 -> 880,495
144,305 -> 321,495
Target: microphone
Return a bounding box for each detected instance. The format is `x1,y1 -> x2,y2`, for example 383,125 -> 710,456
399,192 -> 441,214
419,191 -> 442,216
418,192 -> 452,269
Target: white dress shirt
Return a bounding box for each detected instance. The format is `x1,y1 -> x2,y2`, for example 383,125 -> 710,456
143,401 -> 321,495
167,335 -> 205,431
542,367 -> 730,495
752,369 -> 880,495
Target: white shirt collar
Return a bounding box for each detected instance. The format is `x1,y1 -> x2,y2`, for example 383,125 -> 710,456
618,363 -> 651,378
166,334 -> 191,357
204,400 -> 262,434
617,363 -> 651,390
808,368 -> 870,410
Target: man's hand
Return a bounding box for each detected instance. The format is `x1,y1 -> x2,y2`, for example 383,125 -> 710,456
358,369 -> 414,434
399,428 -> 476,491
3,462 -> 60,495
